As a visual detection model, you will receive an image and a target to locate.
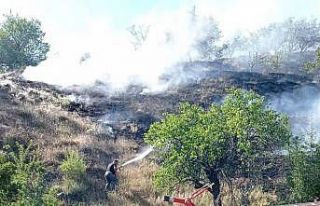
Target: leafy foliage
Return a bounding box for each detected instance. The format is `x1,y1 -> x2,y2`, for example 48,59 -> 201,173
289,142 -> 320,202
145,89 -> 291,204
60,150 -> 86,194
60,150 -> 86,180
0,14 -> 49,71
0,151 -> 15,204
0,142 -> 60,205
304,47 -> 320,73
42,186 -> 62,206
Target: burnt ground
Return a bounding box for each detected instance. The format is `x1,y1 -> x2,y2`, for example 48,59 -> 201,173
0,72 -> 140,203
67,68 -> 319,140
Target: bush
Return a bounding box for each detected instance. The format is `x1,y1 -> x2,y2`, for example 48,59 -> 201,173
60,150 -> 86,180
289,142 -> 320,202
0,142 -> 60,205
0,151 -> 15,205
59,150 -> 86,194
42,186 -> 62,206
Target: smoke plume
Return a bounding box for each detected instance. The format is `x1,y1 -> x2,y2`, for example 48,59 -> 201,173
16,0 -> 319,93
270,86 -> 320,142
3,0 -> 320,140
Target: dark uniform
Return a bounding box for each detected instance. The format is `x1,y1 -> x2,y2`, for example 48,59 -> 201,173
105,160 -> 119,191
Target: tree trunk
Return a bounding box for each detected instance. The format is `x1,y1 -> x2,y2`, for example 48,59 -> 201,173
207,171 -> 221,206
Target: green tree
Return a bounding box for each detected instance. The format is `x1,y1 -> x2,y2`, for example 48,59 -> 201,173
145,89 -> 291,205
289,141 -> 320,202
0,14 -> 49,71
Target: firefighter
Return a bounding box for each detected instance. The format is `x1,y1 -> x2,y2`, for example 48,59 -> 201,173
104,159 -> 119,192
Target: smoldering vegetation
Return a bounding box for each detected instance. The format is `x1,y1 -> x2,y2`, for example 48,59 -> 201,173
64,67 -> 318,142
51,14 -> 320,143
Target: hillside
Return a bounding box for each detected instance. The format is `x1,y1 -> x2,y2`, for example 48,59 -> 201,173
2,3 -> 320,205
0,72 -> 152,205
69,67 -> 318,140
0,68 -> 319,205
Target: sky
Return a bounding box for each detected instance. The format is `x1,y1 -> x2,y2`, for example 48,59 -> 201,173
1,0 -> 320,37
1,0 -> 320,48
1,0 -> 320,88
0,0 -> 185,32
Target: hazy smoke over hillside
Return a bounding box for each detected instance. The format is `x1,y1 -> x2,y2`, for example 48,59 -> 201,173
22,9 -> 217,92
7,0 -> 320,138
19,0 -> 320,91
270,86 -> 320,141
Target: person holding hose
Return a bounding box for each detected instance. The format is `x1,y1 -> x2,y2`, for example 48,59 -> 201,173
105,159 -> 120,192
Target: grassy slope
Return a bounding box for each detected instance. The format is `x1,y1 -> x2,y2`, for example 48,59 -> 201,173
0,72 -> 289,205
0,73 -> 169,205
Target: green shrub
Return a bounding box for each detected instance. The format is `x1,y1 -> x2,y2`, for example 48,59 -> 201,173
42,186 -> 62,206
0,142 -> 60,205
289,142 -> 320,202
60,150 -> 86,180
59,150 -> 86,194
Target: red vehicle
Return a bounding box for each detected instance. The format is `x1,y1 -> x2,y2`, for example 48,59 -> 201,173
163,184 -> 213,206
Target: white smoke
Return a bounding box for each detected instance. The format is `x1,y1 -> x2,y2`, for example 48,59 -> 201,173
3,1 -> 320,137
22,9 -> 201,92
13,0 -> 319,93
121,146 -> 154,167
270,86 -> 320,142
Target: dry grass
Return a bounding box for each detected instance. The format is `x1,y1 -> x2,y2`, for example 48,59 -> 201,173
101,159 -> 214,206
101,160 -> 165,206
103,160 -> 278,206
0,75 -> 143,204
0,93 -> 279,205
0,75 -> 281,205
221,182 -> 277,206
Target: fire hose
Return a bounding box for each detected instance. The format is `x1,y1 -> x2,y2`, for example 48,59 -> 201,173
163,183 -> 214,206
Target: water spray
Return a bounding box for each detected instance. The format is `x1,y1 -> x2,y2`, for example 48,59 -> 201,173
120,146 -> 154,168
